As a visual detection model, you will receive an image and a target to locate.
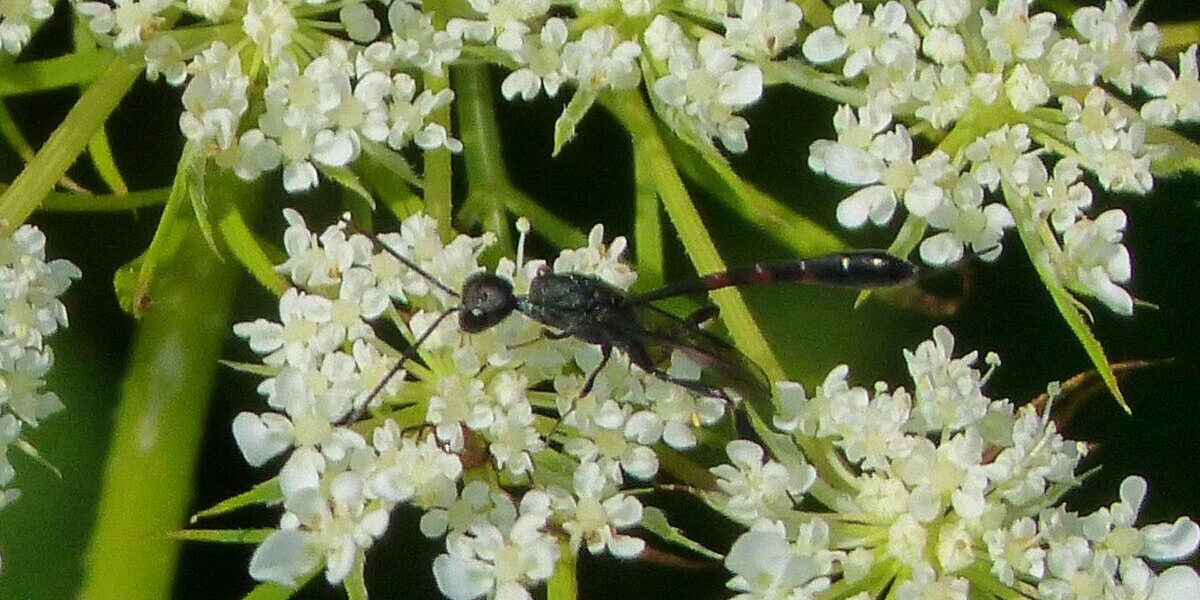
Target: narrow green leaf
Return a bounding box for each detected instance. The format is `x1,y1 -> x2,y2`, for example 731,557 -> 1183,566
639,507 -> 722,560
218,360 -> 283,378
185,143 -> 223,257
217,201 -> 290,295
14,438 -> 62,478
1146,124 -> 1200,177
0,50 -> 115,97
346,555 -> 370,600
358,142 -> 424,221
1003,180 -> 1128,412
0,101 -> 36,160
243,571 -> 318,600
191,478 -> 284,521
0,54 -> 143,233
361,140 -> 423,188
552,89 -> 598,156
547,542 -> 578,600
37,186 -> 170,212
321,164 -> 376,210
1034,264 -> 1127,411
531,449 -> 576,492
170,528 -> 275,544
112,149 -> 195,316
88,125 -> 129,194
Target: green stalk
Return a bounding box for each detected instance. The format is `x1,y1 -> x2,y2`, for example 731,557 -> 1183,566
453,65 -> 589,251
79,178 -> 259,600
632,140 -> 664,287
604,90 -> 784,380
424,72 -> 455,238
0,50 -> 115,97
454,64 -> 515,254
0,54 -> 142,234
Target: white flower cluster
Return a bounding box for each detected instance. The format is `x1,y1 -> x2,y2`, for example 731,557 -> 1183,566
712,325 -> 1200,599
234,210 -> 728,591
804,0 -> 1198,316
75,0 -> 464,194
0,225 -> 79,565
0,0 -> 52,54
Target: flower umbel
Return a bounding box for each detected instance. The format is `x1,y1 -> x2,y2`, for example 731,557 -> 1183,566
0,225 -> 79,572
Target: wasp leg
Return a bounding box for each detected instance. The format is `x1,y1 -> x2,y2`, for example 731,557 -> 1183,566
546,345 -> 612,444
646,367 -> 731,402
681,305 -> 720,330
507,327 -> 576,350
580,345 -> 612,397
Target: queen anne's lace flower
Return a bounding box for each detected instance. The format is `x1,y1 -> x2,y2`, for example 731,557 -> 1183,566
0,0 -> 52,54
740,325 -> 1200,598
797,1 -> 1187,315
0,225 -> 78,574
234,212 -> 730,590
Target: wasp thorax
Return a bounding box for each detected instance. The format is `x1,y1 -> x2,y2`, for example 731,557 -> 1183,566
459,272 -> 518,333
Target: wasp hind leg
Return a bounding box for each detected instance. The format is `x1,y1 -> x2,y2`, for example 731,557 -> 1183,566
646,367 -> 732,402
681,305 -> 720,330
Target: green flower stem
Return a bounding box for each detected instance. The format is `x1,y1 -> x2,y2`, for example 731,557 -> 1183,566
424,73 -> 455,239
760,61 -> 868,107
79,201 -> 249,598
661,128 -> 847,256
606,91 -> 868,506
632,139 -> 665,287
603,90 -> 785,381
0,54 -> 142,235
0,50 -> 115,97
453,64 -> 515,254
35,187 -> 169,211
547,541 -> 578,600
452,65 -> 588,250
1158,21 -> 1200,54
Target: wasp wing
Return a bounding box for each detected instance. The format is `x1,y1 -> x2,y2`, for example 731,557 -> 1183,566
613,302 -> 770,398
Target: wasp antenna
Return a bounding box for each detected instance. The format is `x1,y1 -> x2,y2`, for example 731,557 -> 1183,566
341,216 -> 461,299
347,306 -> 460,424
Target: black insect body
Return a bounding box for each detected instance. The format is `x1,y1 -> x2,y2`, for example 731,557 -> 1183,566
346,220 -> 917,408
443,248 -> 917,400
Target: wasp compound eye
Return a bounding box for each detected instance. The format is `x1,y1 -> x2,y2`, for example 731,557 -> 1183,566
459,273 -> 518,333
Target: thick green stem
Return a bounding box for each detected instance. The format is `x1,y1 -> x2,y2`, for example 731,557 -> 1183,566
0,54 -> 142,234
454,64 -> 515,254
79,179 -> 258,600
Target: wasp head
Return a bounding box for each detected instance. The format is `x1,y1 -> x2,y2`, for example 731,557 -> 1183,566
459,273 -> 518,333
